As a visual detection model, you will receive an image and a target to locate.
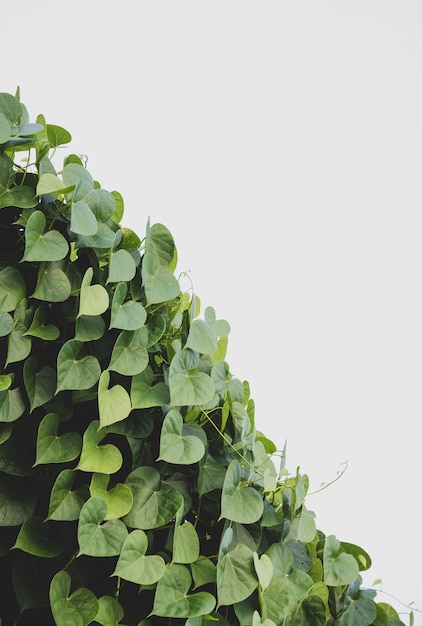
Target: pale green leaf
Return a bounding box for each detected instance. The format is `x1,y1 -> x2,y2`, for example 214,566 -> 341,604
130,366 -> 170,408
169,349 -> 215,407
113,529 -> 166,584
142,250 -> 180,305
158,409 -> 205,465
323,535 -> 360,586
70,199 -> 98,236
217,528 -> 257,606
78,267 -> 109,317
221,460 -> 264,524
32,261 -> 72,302
89,473 -> 133,520
107,249 -> 137,283
109,328 -> 149,376
110,282 -> 147,330
98,370 -> 132,428
173,521 -> 200,564
77,420 -> 123,474
0,266 -> 26,313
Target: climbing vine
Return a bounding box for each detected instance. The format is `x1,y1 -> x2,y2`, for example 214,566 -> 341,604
0,89 -> 410,625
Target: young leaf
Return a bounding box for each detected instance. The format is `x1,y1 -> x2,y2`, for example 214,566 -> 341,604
78,267 -> 109,317
98,370 -> 132,428
89,473 -> 133,520
77,420 -> 123,474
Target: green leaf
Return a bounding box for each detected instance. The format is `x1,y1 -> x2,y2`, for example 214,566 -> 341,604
109,328 -> 149,376
36,172 -> 75,196
0,311 -> 13,336
78,267 -> 109,317
0,266 -> 26,313
216,528 -> 257,606
221,460 -> 264,524
0,474 -> 37,525
77,420 -> 123,474
13,515 -> 63,557
62,162 -> 94,198
22,210 -> 68,262
70,199 -> 98,236
169,349 -> 215,407
152,563 -> 216,618
173,521 -> 200,564
0,155 -> 37,209
142,250 -> 180,305
56,339 -> 101,393
158,409 -> 206,465
46,123 -> 72,148
32,261 -> 72,302
5,299 -> 31,367
23,356 -> 56,412
50,570 -> 99,626
253,553 -> 273,591
110,282 -> 147,330
341,541 -> 372,572
291,595 -> 327,626
47,469 -> 89,521
75,315 -> 106,341
108,249 -> 137,283
24,306 -> 60,340
0,385 -> 25,423
191,558 -> 217,589
98,370 -> 132,428
198,454 -> 227,495
90,473 -> 133,520
78,497 -> 128,557
113,529 -> 166,584
323,535 -> 360,586
148,222 -> 177,268
95,596 -> 125,626
131,366 -> 170,408
260,577 -> 298,624
34,413 -> 82,465
185,319 -> 218,354
124,466 -> 183,530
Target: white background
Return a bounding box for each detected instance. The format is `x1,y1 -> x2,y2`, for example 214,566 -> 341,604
2,1 -> 422,622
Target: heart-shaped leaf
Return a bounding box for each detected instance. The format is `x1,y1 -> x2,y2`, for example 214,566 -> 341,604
78,497 -> 128,557
113,529 -> 166,584
130,366 -> 170,409
108,328 -> 149,376
34,413 -> 82,465
323,535 -> 360,586
22,210 -> 68,262
253,553 -> 273,591
13,515 -> 63,557
173,521 -> 200,564
5,300 -> 32,367
0,385 -> 25,422
50,570 -> 99,626
78,267 -> 109,317
90,473 -> 133,520
0,311 -> 13,336
142,250 -> 180,305
32,261 -> 72,302
23,356 -> 56,412
70,199 -> 98,236
185,319 -> 217,354
56,339 -> 101,393
107,249 -> 137,283
110,282 -> 147,330
98,370 -> 132,428
221,460 -> 264,524
36,172 -> 75,196
0,266 -> 26,313
77,420 -> 123,474
123,466 -> 183,530
158,409 -> 205,465
217,527 -> 257,607
152,563 -> 216,618
75,315 -> 106,341
169,349 -> 215,407
47,469 -> 89,521
24,306 -> 60,340
95,596 -> 125,626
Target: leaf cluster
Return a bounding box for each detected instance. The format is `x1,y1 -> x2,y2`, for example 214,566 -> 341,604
0,90 -> 409,626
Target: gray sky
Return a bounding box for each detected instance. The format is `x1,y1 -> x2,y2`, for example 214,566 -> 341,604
3,1 -> 422,621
